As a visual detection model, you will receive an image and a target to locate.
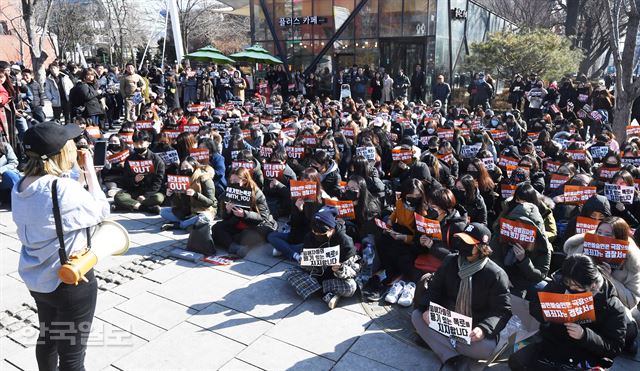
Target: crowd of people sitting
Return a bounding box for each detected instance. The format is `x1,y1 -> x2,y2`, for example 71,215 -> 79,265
2,59 -> 640,370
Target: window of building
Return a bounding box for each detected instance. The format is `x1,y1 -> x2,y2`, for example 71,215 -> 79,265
354,0 -> 378,39
403,0 -> 430,37
379,1 -> 403,37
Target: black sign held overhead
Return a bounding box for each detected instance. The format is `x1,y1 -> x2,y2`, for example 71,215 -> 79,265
279,16 -> 328,27
451,8 -> 467,20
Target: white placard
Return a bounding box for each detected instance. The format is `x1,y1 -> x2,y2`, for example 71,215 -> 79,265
428,302 -> 473,345
300,245 -> 340,267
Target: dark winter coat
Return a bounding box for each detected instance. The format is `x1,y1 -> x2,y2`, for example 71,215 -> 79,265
69,81 -> 104,117
302,221 -> 356,263
122,149 -> 166,197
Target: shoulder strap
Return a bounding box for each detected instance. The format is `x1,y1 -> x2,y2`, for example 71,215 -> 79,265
51,179 -> 68,263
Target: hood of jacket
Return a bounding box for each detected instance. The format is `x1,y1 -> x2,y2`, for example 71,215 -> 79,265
581,195 -> 611,218
505,202 -> 546,236
320,160 -> 339,181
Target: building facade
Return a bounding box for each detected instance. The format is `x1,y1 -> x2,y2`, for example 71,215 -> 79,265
250,0 -> 512,88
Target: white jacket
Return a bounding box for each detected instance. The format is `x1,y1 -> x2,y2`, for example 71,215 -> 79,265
44,73 -> 73,107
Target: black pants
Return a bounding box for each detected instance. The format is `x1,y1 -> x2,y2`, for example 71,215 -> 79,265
509,342 -> 613,370
212,218 -> 271,252
31,105 -> 46,123
377,233 -> 423,283
30,270 -> 98,371
52,105 -> 71,124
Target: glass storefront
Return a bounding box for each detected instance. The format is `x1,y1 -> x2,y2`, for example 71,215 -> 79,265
251,0 -> 511,90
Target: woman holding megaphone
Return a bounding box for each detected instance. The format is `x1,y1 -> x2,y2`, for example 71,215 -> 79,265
12,122 -> 110,371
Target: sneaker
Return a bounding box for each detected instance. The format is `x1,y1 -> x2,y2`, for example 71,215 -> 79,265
322,292 -> 340,309
385,280 -> 405,304
143,205 -> 161,215
272,248 -> 283,257
292,252 -> 302,263
398,282 -> 416,307
161,223 -> 178,231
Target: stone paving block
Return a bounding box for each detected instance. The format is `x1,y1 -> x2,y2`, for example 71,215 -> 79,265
97,307 -> 166,341
0,275 -> 34,312
95,291 -> 128,315
1,234 -> 22,253
94,245 -> 155,273
332,352 -> 400,371
116,292 -> 197,330
143,259 -> 197,283
7,324 -> 39,347
338,294 -> 368,317
107,216 -> 149,232
151,267 -> 247,311
267,299 -> 371,361
208,257 -> 271,280
349,323 -> 439,370
0,247 -> 19,275
188,302 -> 273,345
1,336 -> 26,361
237,335 -> 334,371
127,232 -> 177,252
110,276 -> 160,298
217,275 -> 304,323
117,212 -> 163,225
113,322 -> 244,370
261,261 -> 296,280
219,358 -> 263,371
243,243 -> 285,267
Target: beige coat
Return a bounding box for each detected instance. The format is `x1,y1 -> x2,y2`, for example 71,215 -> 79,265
564,232 -> 640,310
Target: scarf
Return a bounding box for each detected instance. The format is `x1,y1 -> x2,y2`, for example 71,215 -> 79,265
455,256 -> 488,317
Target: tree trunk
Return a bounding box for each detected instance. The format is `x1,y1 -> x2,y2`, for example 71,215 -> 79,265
613,94 -> 632,141
565,0 -> 582,37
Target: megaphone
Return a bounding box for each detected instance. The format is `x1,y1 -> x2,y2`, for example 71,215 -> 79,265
58,220 -> 130,285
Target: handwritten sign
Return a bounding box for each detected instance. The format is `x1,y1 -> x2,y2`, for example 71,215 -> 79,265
538,292 -> 596,324
167,175 -> 190,193
355,146 -> 376,161
300,245 -> 340,267
415,214 -> 442,240
286,146 -> 305,160
324,199 -> 355,220
500,184 -> 517,199
189,148 -> 210,163
263,163 -> 286,179
583,233 -> 629,268
563,185 -> 597,205
392,148 -> 414,163
128,160 -> 154,174
428,302 -> 472,345
549,174 -> 569,190
481,157 -> 495,171
576,216 -> 600,234
499,218 -> 537,249
604,183 -> 635,204
225,186 -> 252,209
107,150 -> 130,164
290,180 -> 317,200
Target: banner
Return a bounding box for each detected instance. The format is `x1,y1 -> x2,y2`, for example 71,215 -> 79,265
563,185 -> 597,205
324,199 -> 355,220
157,149 -> 179,165
460,144 -> 482,159
549,174 -> 569,190
189,148 -> 210,163
128,160 -> 155,174
135,120 -> 154,131
575,216 -> 600,234
481,157 -> 495,171
604,183 -> 634,204
232,161 -> 255,171
599,167 -> 620,180
566,149 -> 587,161
107,150 -> 130,164
415,213 -> 442,239
538,292 -> 596,324
355,146 -> 377,161
290,180 -> 317,200
167,175 -> 190,193
286,146 -> 305,159
428,302 -> 472,345
300,245 -> 340,267
583,233 -> 629,268
263,163 -> 286,179
225,186 -> 252,209
499,218 -> 537,249
590,146 -> 609,160
500,184 -> 517,199
392,148 -> 414,163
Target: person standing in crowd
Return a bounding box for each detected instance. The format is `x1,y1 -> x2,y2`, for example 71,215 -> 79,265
0,141 -> 20,205
69,68 -> 105,128
412,223 -> 511,369
410,64 -> 426,102
44,62 -> 73,123
370,71 -> 383,104
382,72 -> 394,103
468,73 -> 493,110
394,68 -> 411,102
12,122 -> 109,371
352,67 -> 368,101
431,75 -> 451,113
508,74 -> 526,110
120,63 -> 146,122
232,70 -> 247,103
21,69 -> 45,122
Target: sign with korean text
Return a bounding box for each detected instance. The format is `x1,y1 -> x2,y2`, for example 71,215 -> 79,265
392,148 -> 414,163
162,130 -> 181,140
342,127 -> 355,138
604,183 -> 634,204
599,167 -> 621,180
621,157 -> 640,167
86,126 -> 101,139
549,174 -> 569,190
135,120 -> 154,131
189,148 -> 210,163
460,144 -> 481,159
232,161 -> 255,171
590,146 -> 610,160
498,156 -> 519,168
286,146 -> 305,159
180,124 -> 200,133
290,180 -> 317,200
576,216 -> 600,234
566,149 -> 587,161
481,157 -> 495,171
263,163 -> 286,179
437,152 -> 454,165
626,125 -> 640,138
259,146 -> 273,159
415,214 -> 442,240
500,184 -> 517,199
224,186 -> 252,209
499,218 -> 537,249
356,146 -> 376,161
300,245 -> 340,267
538,292 -> 596,324
428,302 -> 472,345
128,160 -> 155,174
563,185 -> 597,205
324,199 -> 355,220
167,175 -> 190,193
437,128 -> 454,141
157,149 -> 179,164
583,233 -> 629,268
544,160 -> 561,173
107,150 -> 130,164
489,129 -> 508,141
121,132 -> 133,145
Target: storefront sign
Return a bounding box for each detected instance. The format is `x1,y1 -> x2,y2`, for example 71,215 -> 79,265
279,16 -> 328,27
450,8 -> 468,20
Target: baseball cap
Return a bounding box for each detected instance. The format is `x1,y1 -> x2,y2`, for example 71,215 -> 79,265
23,122 -> 83,160
455,223 -> 491,245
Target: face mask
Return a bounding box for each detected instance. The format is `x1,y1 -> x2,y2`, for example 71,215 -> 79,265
491,119 -> 499,127
343,189 -> 359,201
76,144 -> 89,150
107,144 -> 121,152
454,238 -> 475,258
180,169 -> 194,176
313,230 -> 330,241
453,189 -> 466,203
405,196 -> 421,209
426,207 -> 440,220
427,128 -> 435,135
603,163 -> 618,168
133,147 -> 147,155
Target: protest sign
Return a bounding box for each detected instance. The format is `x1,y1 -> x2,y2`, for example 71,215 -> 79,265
303,135 -> 318,146
498,156 -> 519,168
121,132 -> 133,145
428,302 -> 472,345
300,245 -> 340,267
286,146 -> 305,160
489,129 -> 508,141
415,213 -> 442,239
626,125 -> 640,138
437,152 -> 455,165
590,146 -> 610,160
505,165 -> 529,178
128,160 -> 155,174
544,160 -> 561,173
437,128 -> 454,141
566,149 -> 587,161
392,148 -> 414,163
549,174 -> 569,190
538,292 -> 596,324
342,127 -> 355,138
459,127 -> 471,139
500,184 -> 517,199
527,132 -> 539,141
135,120 -> 154,131
419,135 -> 433,146
167,175 -> 190,193
224,186 -> 252,209
157,149 -> 179,164
189,148 -> 210,163
375,218 -> 389,230
621,157 -> 640,167
583,233 -> 629,268
499,218 -> 537,249
230,150 -> 241,161
259,146 -> 274,159
324,199 -> 355,220
290,180 -> 317,200
162,130 -> 181,140
232,161 -> 255,171
481,157 -> 495,171
599,167 -> 620,180
563,185 -> 597,205
242,129 -> 252,140
575,216 -> 600,234
180,124 -> 200,133
211,121 -> 228,132
604,183 -> 635,204
187,103 -> 204,112
202,255 -> 238,266
388,132 -> 398,142
460,144 -> 482,159
263,163 -> 286,179
107,150 -> 130,164
85,126 -> 101,139
355,146 -> 377,161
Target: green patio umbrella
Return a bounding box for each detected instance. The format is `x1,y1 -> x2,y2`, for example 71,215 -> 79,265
185,45 -> 235,64
229,45 -> 283,65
